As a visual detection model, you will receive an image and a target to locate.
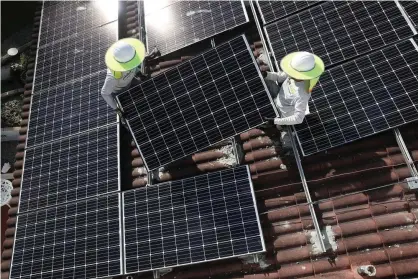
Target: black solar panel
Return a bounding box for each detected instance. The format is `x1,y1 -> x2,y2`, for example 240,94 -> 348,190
123,165 -> 264,273
42,1 -> 59,9
144,0 -> 176,15
265,1 -> 414,67
257,0 -> 319,24
399,0 -> 418,28
295,39 -> 418,156
117,35 -> 277,170
26,72 -> 116,147
19,125 -> 119,213
10,194 -> 122,279
145,0 -> 248,56
34,22 -> 117,93
39,0 -> 118,47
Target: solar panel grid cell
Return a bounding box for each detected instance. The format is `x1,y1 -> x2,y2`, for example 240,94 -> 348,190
265,1 -> 414,68
19,125 -> 119,213
144,0 -> 179,15
39,1 -> 118,47
145,0 -> 248,56
42,1 -> 59,9
117,36 -> 277,170
26,71 -> 116,147
295,39 -> 418,155
257,0 -> 318,24
34,22 -> 117,93
123,166 -> 264,273
10,194 -> 122,279
399,0 -> 418,28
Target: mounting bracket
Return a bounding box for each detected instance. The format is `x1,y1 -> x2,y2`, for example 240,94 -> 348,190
152,268 -> 172,278
393,128 -> 418,177
232,136 -> 244,165
406,177 -> 418,190
239,253 -> 270,269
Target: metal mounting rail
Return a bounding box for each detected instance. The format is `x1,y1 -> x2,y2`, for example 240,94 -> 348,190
288,127 -> 326,253
249,0 -> 326,253
393,128 -> 418,177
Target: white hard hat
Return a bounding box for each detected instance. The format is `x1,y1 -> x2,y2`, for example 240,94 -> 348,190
290,51 -> 315,72
106,38 -> 146,72
113,41 -> 136,63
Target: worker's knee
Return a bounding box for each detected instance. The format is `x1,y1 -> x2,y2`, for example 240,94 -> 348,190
280,131 -> 292,149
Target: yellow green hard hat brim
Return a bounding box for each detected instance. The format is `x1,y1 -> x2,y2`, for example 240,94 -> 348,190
105,38 -> 146,72
280,52 -> 325,80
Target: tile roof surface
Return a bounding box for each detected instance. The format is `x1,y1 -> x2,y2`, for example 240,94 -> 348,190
2,2 -> 418,279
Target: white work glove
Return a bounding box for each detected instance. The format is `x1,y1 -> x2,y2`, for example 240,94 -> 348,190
114,108 -> 127,126
263,116 -> 283,131
263,116 -> 281,124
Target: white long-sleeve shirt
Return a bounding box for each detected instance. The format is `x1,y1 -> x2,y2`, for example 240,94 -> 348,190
265,71 -> 311,125
101,68 -> 139,109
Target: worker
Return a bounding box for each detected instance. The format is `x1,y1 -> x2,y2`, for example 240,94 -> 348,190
260,51 -> 324,149
102,38 -> 158,116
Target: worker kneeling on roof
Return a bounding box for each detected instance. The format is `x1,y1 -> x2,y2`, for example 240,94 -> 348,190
101,38 -> 146,114
260,51 -> 324,148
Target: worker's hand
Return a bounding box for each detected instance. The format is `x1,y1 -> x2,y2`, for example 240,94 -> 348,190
114,108 -> 125,120
273,117 -> 281,125
264,116 -> 282,125
261,71 -> 267,78
135,71 -> 150,81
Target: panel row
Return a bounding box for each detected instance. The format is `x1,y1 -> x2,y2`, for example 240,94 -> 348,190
145,0 -> 248,56
295,39 -> 418,155
265,1 -> 414,67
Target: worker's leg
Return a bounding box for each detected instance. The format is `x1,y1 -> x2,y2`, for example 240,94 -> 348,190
258,53 -> 280,99
101,90 -> 118,109
264,79 -> 280,100
258,53 -> 269,66
280,129 -> 292,150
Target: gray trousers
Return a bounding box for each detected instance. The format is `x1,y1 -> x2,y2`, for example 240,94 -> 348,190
259,54 -> 292,150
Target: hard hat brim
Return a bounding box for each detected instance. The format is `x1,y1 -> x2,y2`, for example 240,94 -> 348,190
105,38 -> 146,72
280,52 -> 325,80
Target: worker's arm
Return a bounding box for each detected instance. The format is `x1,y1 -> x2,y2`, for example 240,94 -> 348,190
264,71 -> 288,83
101,72 -> 118,109
274,95 -> 310,125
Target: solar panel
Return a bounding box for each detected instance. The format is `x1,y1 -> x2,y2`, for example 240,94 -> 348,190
257,0 -> 319,24
144,0 -> 177,15
34,21 -> 117,94
265,1 -> 415,67
145,0 -> 248,56
399,0 -> 418,28
42,1 -> 59,9
19,124 -> 119,213
295,39 -> 418,156
10,193 -> 122,279
26,71 -> 116,148
39,0 -> 118,47
116,35 -> 278,171
123,165 -> 264,273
